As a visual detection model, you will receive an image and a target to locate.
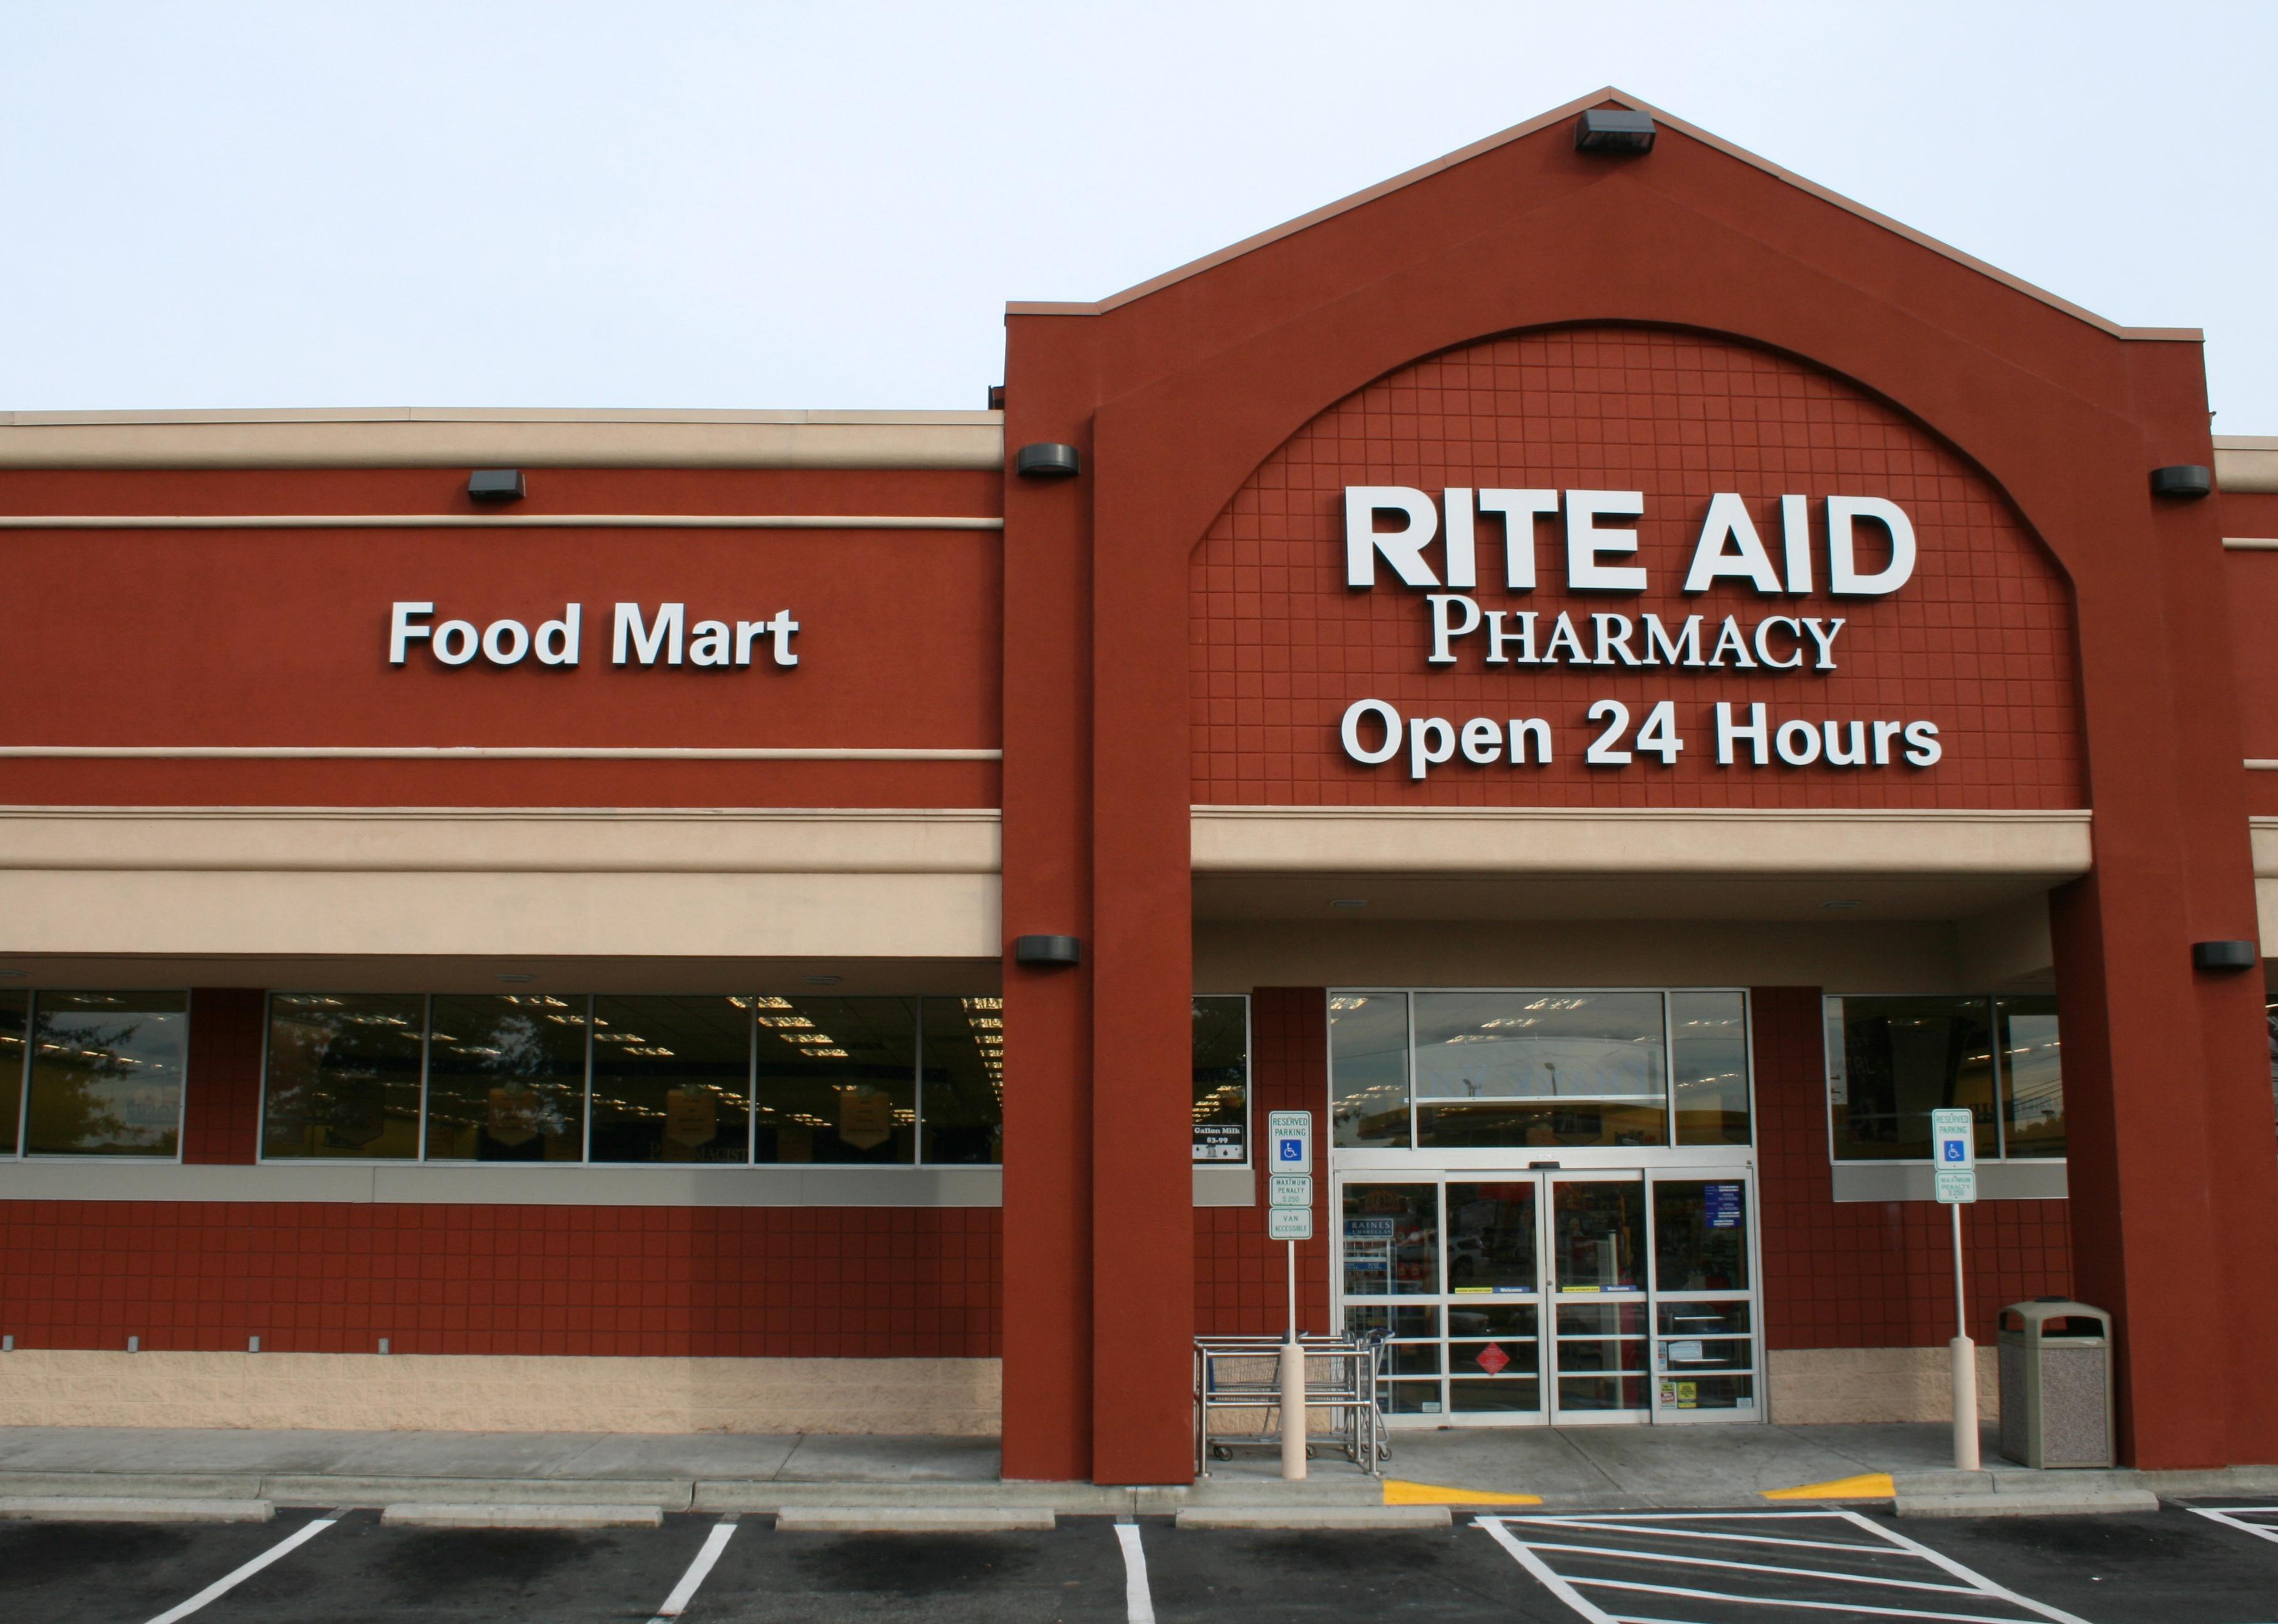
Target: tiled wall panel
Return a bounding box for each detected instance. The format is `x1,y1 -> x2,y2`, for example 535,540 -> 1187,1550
1190,326 -> 2083,809
0,1202 -> 1002,1358
1195,988 -> 1331,1335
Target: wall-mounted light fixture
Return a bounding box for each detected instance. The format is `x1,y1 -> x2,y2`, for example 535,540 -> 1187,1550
2192,939 -> 2258,972
467,469 -> 527,503
1014,934 -> 1082,967
2150,464 -> 2213,500
1015,442 -> 1081,479
1575,108 -> 1656,155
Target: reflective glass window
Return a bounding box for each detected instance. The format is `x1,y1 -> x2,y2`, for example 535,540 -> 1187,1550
1191,996 -> 1247,1163
424,994 -> 588,1162
920,996 -> 1002,1165
1445,1182 -> 1537,1294
751,997 -> 915,1164
25,991 -> 188,1157
1329,993 -> 1409,1147
0,989 -> 24,1155
1996,996 -> 2064,1160
589,996 -> 752,1163
1414,992 -> 1666,1149
1826,996 -> 1996,1160
1671,991 -> 1750,1146
263,993 -> 424,1160
1652,1179 -> 1750,1293
1339,1183 -> 1437,1296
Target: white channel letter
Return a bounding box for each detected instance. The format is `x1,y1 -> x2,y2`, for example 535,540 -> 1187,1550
1427,595 -> 1482,664
1441,489 -> 1479,590
432,620 -> 479,665
1479,489 -> 1558,590
1779,494 -> 1814,593
388,601 -> 434,664
534,605 -> 581,666
1716,701 -> 1769,766
481,619 -> 531,665
1564,489 -> 1648,591
1827,496 -> 1917,595
1344,487 -> 1440,588
1683,492 -> 1783,593
1339,699 -> 1403,764
614,602 -> 685,665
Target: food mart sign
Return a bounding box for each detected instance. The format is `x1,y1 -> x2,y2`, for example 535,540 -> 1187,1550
1337,485 -> 1943,779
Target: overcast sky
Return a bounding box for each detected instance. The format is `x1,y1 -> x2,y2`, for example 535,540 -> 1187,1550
5,3 -> 2274,426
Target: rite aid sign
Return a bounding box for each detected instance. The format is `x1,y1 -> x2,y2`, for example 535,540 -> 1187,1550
1337,485 -> 1943,780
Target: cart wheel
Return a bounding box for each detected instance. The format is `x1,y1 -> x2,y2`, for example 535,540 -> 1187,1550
1305,1446 -> 1317,1460
1211,1445 -> 1231,1461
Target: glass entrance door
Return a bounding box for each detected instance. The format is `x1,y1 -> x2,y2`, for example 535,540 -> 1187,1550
1339,1169 -> 1757,1427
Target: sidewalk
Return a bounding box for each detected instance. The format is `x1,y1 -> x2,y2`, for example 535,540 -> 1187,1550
1,1423 -> 2274,1514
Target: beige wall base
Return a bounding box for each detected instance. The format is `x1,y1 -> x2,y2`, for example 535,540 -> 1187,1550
1769,1346 -> 2000,1425
0,1352 -> 1002,1435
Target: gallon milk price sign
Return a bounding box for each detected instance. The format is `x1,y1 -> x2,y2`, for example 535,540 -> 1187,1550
1930,1108 -> 1977,1204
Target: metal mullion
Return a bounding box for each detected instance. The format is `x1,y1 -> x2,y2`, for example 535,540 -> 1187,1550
1404,992 -> 1418,1150
912,996 -> 924,1167
1661,991 -> 1676,1149
1989,996 -> 2008,1162
747,996 -> 761,1165
13,988 -> 34,1158
1644,1168 -> 1663,1422
581,994 -> 595,1164
415,993 -> 432,1163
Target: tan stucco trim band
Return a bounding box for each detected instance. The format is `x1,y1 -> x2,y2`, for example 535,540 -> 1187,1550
0,806 -> 1002,874
2221,539 -> 2278,550
1192,805 -> 2094,876
0,409 -> 1004,471
0,746 -> 1000,762
0,513 -> 1002,531
2216,438 -> 2278,494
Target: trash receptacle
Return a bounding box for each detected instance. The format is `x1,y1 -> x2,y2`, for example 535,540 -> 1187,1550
1997,1298 -> 2114,1468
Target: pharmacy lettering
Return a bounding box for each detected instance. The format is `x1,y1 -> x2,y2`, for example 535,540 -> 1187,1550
1338,486 -> 1941,781
388,601 -> 799,670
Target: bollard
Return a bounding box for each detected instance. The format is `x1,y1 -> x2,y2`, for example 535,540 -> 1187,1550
1952,1335 -> 1980,1470
1279,1340 -> 1307,1481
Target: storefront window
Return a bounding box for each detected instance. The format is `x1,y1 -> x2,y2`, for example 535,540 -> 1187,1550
751,996 -> 916,1164
424,994 -> 588,1162
1331,993 -> 1412,1147
1191,996 -> 1248,1163
0,989 -> 24,1155
920,997 -> 1002,1164
1414,992 -> 1667,1150
1825,994 -> 2061,1162
263,993 -> 424,1159
1671,992 -> 1750,1147
24,991 -> 188,1157
590,996 -> 752,1163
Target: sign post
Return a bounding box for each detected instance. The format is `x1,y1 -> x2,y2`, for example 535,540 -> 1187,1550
1930,1107 -> 1980,1471
1265,1110 -> 1313,1482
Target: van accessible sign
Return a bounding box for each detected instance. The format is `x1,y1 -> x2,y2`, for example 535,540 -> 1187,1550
1337,486 -> 1943,779
387,602 -> 799,670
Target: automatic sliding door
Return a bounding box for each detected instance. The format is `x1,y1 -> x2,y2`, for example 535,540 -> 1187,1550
1339,1182 -> 1445,1419
1547,1174 -> 1650,1424
1443,1180 -> 1543,1420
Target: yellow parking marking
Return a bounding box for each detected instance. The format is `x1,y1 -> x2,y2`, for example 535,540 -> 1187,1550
1383,1479 -> 1542,1506
1762,1472 -> 1895,1501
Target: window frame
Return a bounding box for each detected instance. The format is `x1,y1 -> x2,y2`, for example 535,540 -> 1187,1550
16,987 -> 193,1163
1821,992 -> 2067,1167
1191,992 -> 1252,1169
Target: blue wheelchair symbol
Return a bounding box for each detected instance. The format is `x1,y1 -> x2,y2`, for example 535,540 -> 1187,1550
1942,1141 -> 1965,1162
1278,1140 -> 1303,1162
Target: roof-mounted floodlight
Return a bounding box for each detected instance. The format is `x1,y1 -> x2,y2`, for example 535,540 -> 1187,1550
1575,108 -> 1656,155
2150,464 -> 2213,500
467,469 -> 527,503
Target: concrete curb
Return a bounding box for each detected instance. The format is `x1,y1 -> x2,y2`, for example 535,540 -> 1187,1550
380,1503 -> 666,1529
775,1506 -> 1056,1533
1176,1506 -> 1452,1530
0,1496 -> 273,1522
1896,1488 -> 2160,1519
264,1476 -> 692,1510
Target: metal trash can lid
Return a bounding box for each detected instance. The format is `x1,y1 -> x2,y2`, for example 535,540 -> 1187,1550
1997,1298 -> 2110,1341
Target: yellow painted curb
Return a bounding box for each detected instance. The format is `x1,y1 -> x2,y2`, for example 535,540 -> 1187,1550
1762,1472 -> 1895,1501
1383,1479 -> 1542,1507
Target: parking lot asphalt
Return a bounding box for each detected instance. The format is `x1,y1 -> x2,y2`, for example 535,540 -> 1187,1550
6,1500 -> 2278,1623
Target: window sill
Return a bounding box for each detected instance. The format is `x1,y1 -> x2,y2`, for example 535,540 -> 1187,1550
1829,1160 -> 2067,1203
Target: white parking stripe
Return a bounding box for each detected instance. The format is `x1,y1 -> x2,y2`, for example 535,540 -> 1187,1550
1839,1510 -> 2092,1624
1508,1538 -> 1979,1593
647,1516 -> 741,1623
1116,1520 -> 1157,1624
142,1513 -> 339,1624
1479,1520 -> 1620,1624
1570,1577 -> 2045,1622
2186,1504 -> 2278,1546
